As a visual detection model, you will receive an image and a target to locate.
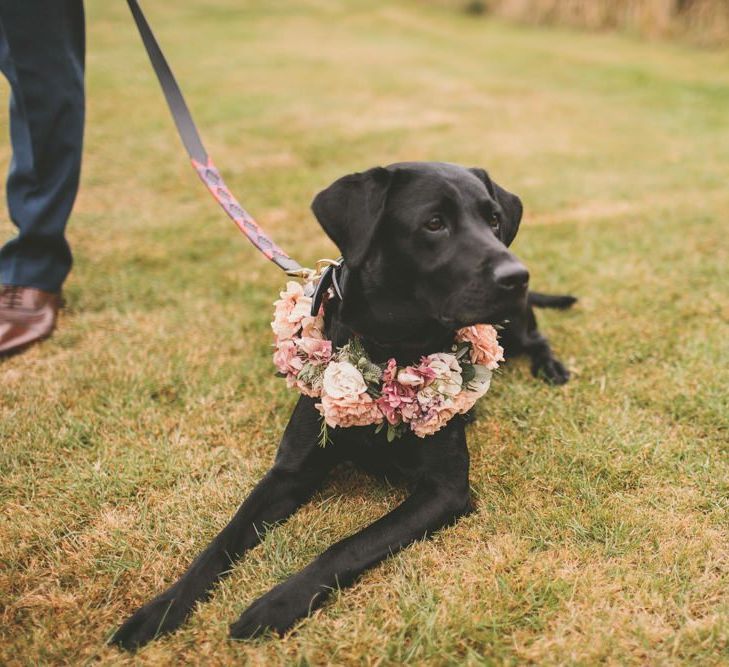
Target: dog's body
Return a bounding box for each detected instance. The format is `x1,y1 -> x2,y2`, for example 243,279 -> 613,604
112,162 -> 574,649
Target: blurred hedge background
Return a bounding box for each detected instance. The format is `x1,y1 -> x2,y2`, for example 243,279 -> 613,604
431,0 -> 729,46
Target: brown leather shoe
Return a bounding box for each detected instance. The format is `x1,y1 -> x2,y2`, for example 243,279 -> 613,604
0,286 -> 61,356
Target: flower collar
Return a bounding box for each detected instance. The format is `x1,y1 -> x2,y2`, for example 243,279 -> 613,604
272,277 -> 504,443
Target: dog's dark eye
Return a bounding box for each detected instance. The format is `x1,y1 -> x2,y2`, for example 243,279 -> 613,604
489,212 -> 500,233
424,215 -> 446,232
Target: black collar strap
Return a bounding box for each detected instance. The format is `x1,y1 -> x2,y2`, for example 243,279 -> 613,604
311,259 -> 345,316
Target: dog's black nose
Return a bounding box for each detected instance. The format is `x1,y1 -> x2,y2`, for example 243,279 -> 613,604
494,261 -> 529,291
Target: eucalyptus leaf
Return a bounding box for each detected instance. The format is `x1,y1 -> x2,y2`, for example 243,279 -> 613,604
461,364 -> 476,384
454,342 -> 471,360
467,365 -> 492,392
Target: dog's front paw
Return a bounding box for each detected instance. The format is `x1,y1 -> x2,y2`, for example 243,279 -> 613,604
230,583 -> 318,640
532,355 -> 570,385
110,594 -> 189,651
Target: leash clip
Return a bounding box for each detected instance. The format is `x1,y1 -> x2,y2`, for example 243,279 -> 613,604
284,266 -> 317,280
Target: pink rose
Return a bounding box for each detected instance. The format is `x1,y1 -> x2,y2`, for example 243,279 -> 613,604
455,324 -> 504,370
396,360 -> 435,388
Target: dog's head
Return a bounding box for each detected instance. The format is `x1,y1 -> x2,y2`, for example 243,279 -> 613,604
312,161 -> 528,336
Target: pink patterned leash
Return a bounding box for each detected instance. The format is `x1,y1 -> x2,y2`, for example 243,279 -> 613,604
191,158 -> 301,272
127,0 -> 308,278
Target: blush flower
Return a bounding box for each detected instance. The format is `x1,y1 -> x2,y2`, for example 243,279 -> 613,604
272,281 -> 312,340
455,324 -> 504,369
410,406 -> 457,437
397,360 -> 435,388
300,314 -> 325,340
318,392 -> 383,428
377,360 -> 419,425
411,389 -> 475,437
273,339 -> 303,376
382,357 -> 397,384
295,336 -> 332,363
411,368 -> 493,437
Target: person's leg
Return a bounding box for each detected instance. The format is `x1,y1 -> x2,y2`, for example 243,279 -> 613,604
0,0 -> 85,293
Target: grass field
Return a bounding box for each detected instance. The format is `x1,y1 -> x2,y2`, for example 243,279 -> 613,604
2,1 -> 728,664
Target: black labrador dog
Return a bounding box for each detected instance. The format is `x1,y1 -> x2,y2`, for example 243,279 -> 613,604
111,162 -> 574,649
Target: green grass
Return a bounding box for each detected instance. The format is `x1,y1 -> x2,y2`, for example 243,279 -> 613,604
1,1 -> 728,664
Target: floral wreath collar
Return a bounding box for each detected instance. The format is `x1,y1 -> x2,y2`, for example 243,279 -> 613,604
272,274 -> 504,443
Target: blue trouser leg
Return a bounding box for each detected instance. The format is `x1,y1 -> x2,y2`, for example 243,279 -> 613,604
0,0 -> 85,292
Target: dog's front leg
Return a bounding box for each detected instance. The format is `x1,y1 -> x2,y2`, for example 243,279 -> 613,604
229,420 -> 472,639
111,397 -> 338,651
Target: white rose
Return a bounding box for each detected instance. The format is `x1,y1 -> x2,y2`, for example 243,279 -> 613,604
322,361 -> 368,399
426,352 -> 463,397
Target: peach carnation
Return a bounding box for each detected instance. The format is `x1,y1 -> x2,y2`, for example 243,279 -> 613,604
294,377 -> 323,398
317,362 -> 384,428
410,391 -> 470,438
272,281 -> 312,341
318,392 -> 383,428
273,339 -> 303,377
455,324 -> 504,370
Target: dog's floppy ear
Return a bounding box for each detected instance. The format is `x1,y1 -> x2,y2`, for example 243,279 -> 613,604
469,168 -> 523,247
311,166 -> 392,269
